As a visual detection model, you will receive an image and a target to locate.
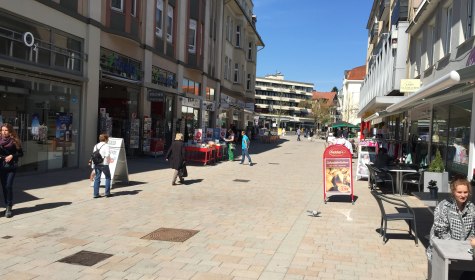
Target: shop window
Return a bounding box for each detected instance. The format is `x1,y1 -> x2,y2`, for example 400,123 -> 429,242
446,99 -> 471,177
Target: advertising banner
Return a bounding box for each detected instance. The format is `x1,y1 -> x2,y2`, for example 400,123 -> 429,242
194,128 -> 203,143
355,140 -> 377,180
323,144 -> 354,204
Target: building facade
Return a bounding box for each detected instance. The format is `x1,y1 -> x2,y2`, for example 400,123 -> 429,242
340,65 -> 366,125
0,0 -> 263,174
360,0 -> 475,179
254,73 -> 314,131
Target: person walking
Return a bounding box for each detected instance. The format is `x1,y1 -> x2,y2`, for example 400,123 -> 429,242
166,133 -> 186,185
0,123 -> 23,218
91,133 -> 112,198
223,129 -> 235,161
240,131 -> 253,166
296,127 -> 301,141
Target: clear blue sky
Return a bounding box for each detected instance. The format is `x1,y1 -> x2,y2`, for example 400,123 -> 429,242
253,0 -> 374,92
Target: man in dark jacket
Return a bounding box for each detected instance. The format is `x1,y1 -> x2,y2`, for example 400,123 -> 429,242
166,133 -> 186,185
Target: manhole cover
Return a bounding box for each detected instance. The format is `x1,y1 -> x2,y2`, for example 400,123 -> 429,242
285,153 -> 293,154
141,228 -> 199,242
268,163 -> 279,165
2,236 -> 12,239
233,179 -> 250,182
57,250 -> 112,266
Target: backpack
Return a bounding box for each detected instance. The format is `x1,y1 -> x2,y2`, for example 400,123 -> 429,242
90,144 -> 104,165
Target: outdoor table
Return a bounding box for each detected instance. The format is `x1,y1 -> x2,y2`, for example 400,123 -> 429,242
386,165 -> 418,196
431,239 -> 475,280
185,146 -> 215,165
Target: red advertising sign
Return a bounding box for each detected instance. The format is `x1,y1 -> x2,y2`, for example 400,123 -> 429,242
323,144 -> 354,204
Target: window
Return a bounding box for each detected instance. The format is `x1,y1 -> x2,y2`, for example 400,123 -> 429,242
234,63 -> 239,83
188,19 -> 197,53
131,0 -> 136,17
228,19 -> 233,43
225,16 -> 230,41
443,5 -> 452,55
415,37 -> 422,74
111,0 -> 123,12
427,24 -> 435,67
248,42 -> 253,60
155,0 -> 163,37
235,25 -> 241,47
224,56 -> 228,80
206,87 -> 215,101
247,74 -> 251,90
167,5 -> 174,43
468,0 -> 475,38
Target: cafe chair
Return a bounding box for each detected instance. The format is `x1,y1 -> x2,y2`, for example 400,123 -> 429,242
373,166 -> 396,194
371,190 -> 418,246
402,171 -> 423,193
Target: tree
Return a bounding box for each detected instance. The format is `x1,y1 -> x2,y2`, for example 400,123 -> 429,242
331,86 -> 339,93
299,98 -> 333,130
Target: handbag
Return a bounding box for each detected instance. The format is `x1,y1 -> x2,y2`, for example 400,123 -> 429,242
1,159 -> 16,171
179,163 -> 188,177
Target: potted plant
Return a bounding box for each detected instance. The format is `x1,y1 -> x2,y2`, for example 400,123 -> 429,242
423,149 -> 449,193
427,180 -> 438,199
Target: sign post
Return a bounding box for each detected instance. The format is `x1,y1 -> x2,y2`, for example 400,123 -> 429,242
355,140 -> 377,180
323,144 -> 354,204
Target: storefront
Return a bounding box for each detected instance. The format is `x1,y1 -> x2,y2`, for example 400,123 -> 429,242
181,97 -> 200,143
99,48 -> 142,155
0,11 -> 85,173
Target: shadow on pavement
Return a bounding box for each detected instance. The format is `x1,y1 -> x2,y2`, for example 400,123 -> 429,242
13,202 -> 72,216
325,195 -> 358,204
182,179 -> 203,186
111,190 -> 142,197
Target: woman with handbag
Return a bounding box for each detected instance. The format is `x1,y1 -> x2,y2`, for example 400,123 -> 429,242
0,123 -> 23,218
166,133 -> 186,185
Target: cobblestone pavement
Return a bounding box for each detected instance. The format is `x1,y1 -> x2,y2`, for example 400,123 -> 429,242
0,137 -> 430,279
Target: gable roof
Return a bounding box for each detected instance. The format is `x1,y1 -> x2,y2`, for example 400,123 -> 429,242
345,65 -> 366,80
312,91 -> 336,101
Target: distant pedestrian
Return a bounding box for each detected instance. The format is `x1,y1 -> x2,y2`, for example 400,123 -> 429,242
166,133 -> 186,185
334,133 -> 353,155
91,133 -> 112,198
296,128 -> 301,141
240,131 -> 253,166
0,123 -> 23,218
224,129 -> 235,161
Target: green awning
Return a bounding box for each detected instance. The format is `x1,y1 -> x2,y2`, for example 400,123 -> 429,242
331,121 -> 359,128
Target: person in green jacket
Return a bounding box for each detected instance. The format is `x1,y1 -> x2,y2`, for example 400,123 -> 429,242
224,129 -> 235,161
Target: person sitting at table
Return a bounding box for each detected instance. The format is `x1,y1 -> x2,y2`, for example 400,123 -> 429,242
373,148 -> 392,169
427,178 -> 475,279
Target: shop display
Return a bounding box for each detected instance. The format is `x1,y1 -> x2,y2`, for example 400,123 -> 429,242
142,117 -> 152,152
129,118 -> 140,149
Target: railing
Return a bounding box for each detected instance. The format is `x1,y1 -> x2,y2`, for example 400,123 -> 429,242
0,26 -> 84,74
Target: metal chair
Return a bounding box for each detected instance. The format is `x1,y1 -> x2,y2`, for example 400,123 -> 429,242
402,171 -> 423,193
366,164 -> 395,194
371,190 -> 418,246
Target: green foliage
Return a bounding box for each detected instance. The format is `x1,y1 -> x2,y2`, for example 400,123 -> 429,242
428,149 -> 444,173
331,86 -> 339,92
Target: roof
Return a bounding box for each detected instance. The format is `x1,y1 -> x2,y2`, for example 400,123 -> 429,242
312,91 -> 337,105
345,65 -> 366,80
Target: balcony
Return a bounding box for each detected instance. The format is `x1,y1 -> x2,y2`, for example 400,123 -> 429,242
391,0 -> 409,25
379,0 -> 390,19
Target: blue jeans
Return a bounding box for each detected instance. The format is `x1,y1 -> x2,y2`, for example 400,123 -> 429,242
240,149 -> 252,164
93,165 -> 111,197
0,169 -> 16,207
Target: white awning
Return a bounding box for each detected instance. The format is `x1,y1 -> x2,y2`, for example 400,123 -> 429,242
386,65 -> 475,113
